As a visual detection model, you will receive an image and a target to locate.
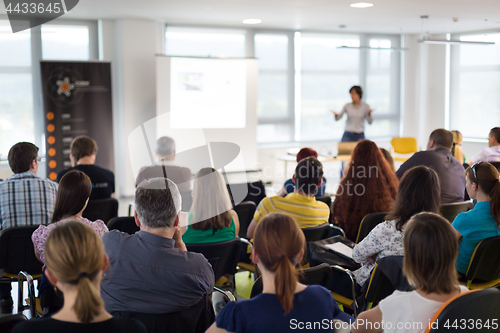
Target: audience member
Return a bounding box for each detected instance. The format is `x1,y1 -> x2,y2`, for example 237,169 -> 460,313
247,157 -> 329,238
57,136 -> 115,200
208,213 -> 353,333
380,148 -> 395,172
331,140 -> 398,241
350,166 -> 440,289
396,129 -> 465,203
183,168 -> 239,243
32,170 -> 108,315
469,127 -> 500,164
277,148 -> 326,197
451,130 -> 465,164
352,212 -> 468,333
0,142 -> 58,313
100,178 -> 215,316
452,161 -> 500,275
135,136 -> 192,192
13,221 -> 146,333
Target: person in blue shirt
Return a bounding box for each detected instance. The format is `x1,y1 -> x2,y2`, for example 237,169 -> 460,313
452,161 -> 500,275
207,213 -> 353,333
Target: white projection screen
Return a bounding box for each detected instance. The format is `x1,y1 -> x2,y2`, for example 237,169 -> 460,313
154,56 -> 258,174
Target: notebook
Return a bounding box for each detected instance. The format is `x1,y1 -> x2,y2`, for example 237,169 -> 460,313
324,242 -> 354,259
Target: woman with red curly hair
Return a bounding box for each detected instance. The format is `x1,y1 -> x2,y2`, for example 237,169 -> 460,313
331,140 -> 398,241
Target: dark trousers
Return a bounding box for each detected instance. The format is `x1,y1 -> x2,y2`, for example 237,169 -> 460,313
341,131 -> 365,142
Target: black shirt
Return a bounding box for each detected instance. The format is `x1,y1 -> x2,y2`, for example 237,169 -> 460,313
12,317 -> 147,333
57,165 -> 115,200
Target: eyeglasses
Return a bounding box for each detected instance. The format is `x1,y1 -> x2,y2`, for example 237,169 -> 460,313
471,161 -> 482,183
34,157 -> 41,163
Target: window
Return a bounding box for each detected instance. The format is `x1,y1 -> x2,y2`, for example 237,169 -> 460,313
42,24 -> 90,60
450,33 -> 500,139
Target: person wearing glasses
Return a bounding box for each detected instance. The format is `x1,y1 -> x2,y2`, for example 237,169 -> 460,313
452,161 -> 500,277
0,142 -> 58,313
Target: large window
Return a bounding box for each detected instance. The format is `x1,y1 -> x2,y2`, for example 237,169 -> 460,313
450,33 -> 500,139
164,26 -> 402,144
0,19 -> 97,158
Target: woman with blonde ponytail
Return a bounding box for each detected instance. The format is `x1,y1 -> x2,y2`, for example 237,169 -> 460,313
13,221 -> 146,333
207,213 -> 353,333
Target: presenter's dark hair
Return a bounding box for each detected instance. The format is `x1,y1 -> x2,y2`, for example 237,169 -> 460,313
490,127 -> 500,144
465,162 -> 500,227
386,166 -> 441,231
51,170 -> 92,223
70,136 -> 98,161
253,213 -> 305,314
349,85 -> 363,99
8,142 -> 39,174
294,157 -> 323,196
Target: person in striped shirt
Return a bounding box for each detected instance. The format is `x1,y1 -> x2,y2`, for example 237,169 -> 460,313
0,142 -> 58,313
247,157 -> 329,238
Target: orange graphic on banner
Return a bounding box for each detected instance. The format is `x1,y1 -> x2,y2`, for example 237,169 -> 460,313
48,148 -> 56,157
48,160 -> 57,169
47,124 -> 55,133
46,112 -> 54,121
49,172 -> 57,181
47,136 -> 56,145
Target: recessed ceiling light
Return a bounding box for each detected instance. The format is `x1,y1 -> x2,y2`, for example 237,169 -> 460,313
350,2 -> 374,8
243,19 -> 262,24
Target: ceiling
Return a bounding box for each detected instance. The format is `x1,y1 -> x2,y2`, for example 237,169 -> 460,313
3,0 -> 500,34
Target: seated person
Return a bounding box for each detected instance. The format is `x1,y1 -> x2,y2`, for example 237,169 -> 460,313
277,148 -> 326,197
351,166 -> 441,287
353,212 -> 468,333
182,168 -> 239,244
100,178 -> 215,315
57,136 -> 115,200
396,129 -> 465,203
135,136 -> 192,192
13,221 -> 146,333
469,127 -> 500,164
379,148 -> 395,172
451,130 -> 466,164
247,157 -> 329,238
452,161 -> 500,276
207,213 -> 353,333
332,140 -> 399,241
32,170 -> 108,315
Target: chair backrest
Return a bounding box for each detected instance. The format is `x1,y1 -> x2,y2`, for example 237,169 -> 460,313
302,224 -> 332,243
112,293 -> 215,333
233,201 -> 256,238
0,226 -> 43,276
426,289 -> 500,333
440,201 -> 474,223
227,181 -> 266,207
250,263 -> 333,298
186,238 -> 242,281
356,212 -> 388,243
489,161 -> 500,172
0,314 -> 27,333
83,198 -> 119,224
107,217 -> 140,235
391,137 -> 418,154
315,195 -> 332,207
363,257 -> 406,310
465,236 -> 500,283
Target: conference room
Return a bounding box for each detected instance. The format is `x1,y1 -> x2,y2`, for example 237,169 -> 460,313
0,0 -> 499,332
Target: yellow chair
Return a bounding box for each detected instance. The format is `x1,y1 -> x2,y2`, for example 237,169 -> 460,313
390,137 -> 417,162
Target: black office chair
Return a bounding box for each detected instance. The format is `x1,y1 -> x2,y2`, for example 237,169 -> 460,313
316,195 -> 333,224
302,224 -> 333,242
355,212 -> 388,243
489,161 -> 500,172
0,226 -> 43,316
0,314 -> 27,333
107,217 -> 140,235
112,293 -> 215,333
425,289 -> 500,333
461,236 -> 500,289
83,198 -> 119,224
250,263 -> 333,298
227,181 -> 266,207
233,201 -> 256,238
186,238 -> 242,283
440,201 -> 474,223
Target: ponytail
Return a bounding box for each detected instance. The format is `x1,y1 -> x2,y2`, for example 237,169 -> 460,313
274,255 -> 298,315
466,162 -> 500,228
490,179 -> 500,228
73,274 -> 104,323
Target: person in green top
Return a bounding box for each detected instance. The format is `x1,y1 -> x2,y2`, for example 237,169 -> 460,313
182,168 -> 240,244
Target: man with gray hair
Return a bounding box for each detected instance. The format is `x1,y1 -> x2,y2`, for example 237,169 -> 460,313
100,177 -> 215,317
135,136 -> 192,192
